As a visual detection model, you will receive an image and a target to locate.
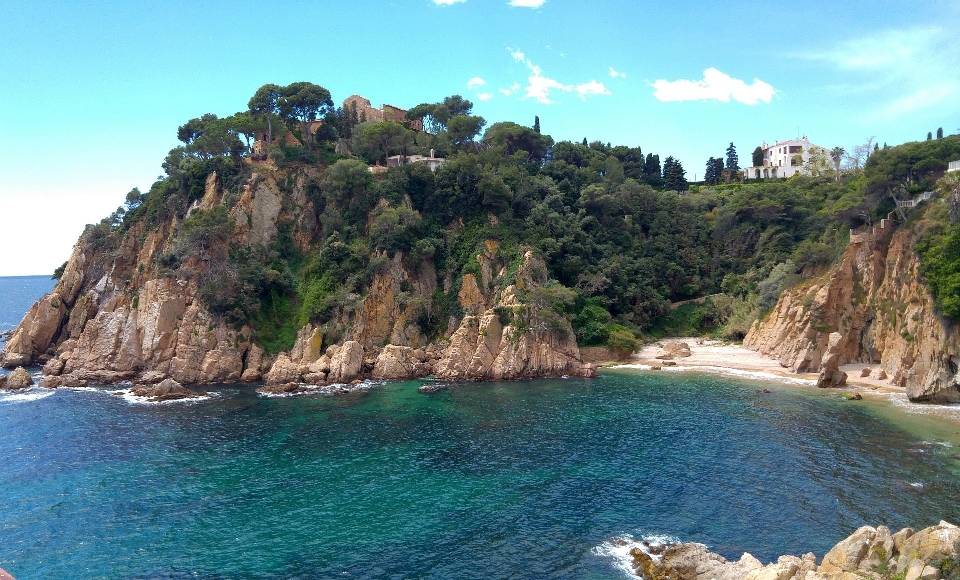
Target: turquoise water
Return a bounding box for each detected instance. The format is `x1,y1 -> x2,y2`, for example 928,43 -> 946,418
3,374 -> 960,579
2,277 -> 960,578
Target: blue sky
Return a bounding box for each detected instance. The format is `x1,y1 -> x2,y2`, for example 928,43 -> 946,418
2,0 -> 959,276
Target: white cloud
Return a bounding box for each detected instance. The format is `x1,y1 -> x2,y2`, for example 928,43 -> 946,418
510,49 -> 526,62
508,0 -> 546,7
477,93 -> 493,101
467,77 -> 486,89
433,0 -> 465,4
609,67 -> 626,79
524,63 -> 571,104
799,27 -> 960,120
499,82 -> 521,96
651,68 -> 775,104
576,80 -> 611,99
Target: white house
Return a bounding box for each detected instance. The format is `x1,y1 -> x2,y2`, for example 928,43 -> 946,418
385,149 -> 446,172
744,137 -> 825,179
948,160 -> 960,172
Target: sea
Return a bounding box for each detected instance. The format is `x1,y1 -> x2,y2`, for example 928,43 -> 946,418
2,275 -> 960,579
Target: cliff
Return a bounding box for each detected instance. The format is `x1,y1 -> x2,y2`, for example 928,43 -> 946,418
625,520 -> 960,580
1,167 -> 595,387
744,227 -> 960,402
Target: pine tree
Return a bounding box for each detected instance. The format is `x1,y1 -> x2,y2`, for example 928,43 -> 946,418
705,157 -> 717,185
643,153 -> 662,188
725,142 -> 739,172
534,116 -> 540,134
662,156 -> 688,191
582,137 -> 588,146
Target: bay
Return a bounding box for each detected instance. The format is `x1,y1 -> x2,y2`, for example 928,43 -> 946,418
2,277 -> 960,579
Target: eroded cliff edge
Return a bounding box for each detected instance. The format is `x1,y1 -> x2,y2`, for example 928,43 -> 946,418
0,168 -> 595,387
744,226 -> 960,402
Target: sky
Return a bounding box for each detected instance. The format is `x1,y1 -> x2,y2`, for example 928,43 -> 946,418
2,0 -> 959,276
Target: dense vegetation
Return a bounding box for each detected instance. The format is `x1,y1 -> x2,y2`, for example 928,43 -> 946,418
73,81 -> 960,351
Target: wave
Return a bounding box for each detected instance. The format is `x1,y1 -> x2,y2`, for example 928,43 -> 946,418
593,532 -> 685,578
0,388 -> 56,404
256,380 -> 384,398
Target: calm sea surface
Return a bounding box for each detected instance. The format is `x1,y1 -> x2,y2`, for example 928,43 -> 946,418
2,276 -> 960,579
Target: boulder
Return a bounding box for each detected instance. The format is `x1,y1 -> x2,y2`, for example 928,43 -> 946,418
131,378 -> 203,402
328,341 -> 363,383
655,341 -> 692,360
5,367 -> 34,390
877,369 -> 888,380
819,525 -> 875,574
0,293 -> 67,368
264,353 -> 302,385
372,345 -> 429,380
861,367 -> 872,377
0,374 -> 6,389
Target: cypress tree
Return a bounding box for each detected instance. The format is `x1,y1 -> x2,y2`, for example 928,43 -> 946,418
534,116 -> 540,134
725,142 -> 739,171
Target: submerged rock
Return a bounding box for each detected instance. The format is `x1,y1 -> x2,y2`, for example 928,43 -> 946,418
130,378 -> 204,402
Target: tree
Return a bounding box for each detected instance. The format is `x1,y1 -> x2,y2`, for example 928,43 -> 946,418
176,114 -> 244,160
830,147 -> 845,181
482,121 -> 553,164
752,146 -> 764,167
447,114 -> 486,150
662,156 -> 688,191
928,132 -> 933,141
357,121 -> 411,163
703,157 -> 724,185
277,82 -> 334,150
248,83 -> 283,146
643,153 -> 662,187
533,116 -> 541,134
847,136 -> 875,171
223,111 -> 266,152
725,142 -> 739,172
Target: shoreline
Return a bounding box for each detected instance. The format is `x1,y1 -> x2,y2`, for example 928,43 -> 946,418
606,337 -> 960,428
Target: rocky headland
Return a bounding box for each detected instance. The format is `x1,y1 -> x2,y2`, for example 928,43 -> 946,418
0,168 -> 595,389
620,520 -> 960,580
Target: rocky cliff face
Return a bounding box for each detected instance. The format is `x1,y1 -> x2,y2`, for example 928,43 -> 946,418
744,229 -> 960,402
1,167 -> 594,387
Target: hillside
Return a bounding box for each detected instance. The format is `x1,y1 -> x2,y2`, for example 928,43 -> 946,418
3,84 -> 960,391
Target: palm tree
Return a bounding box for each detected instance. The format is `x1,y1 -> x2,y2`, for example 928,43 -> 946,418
830,147 -> 845,181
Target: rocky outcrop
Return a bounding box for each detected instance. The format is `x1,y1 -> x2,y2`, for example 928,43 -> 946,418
816,332 -> 848,388
3,367 -> 33,390
0,294 -> 67,368
371,345 -> 432,380
626,521 -> 960,580
655,341 -> 692,360
745,230 -> 960,402
130,378 -> 205,402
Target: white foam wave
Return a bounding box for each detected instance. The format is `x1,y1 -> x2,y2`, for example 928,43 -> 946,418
593,532 -> 684,578
118,388 -> 215,406
257,380 -> 383,398
0,388 -> 56,404
870,391 -> 960,422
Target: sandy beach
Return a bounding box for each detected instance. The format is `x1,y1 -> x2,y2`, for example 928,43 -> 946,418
624,337 -> 901,392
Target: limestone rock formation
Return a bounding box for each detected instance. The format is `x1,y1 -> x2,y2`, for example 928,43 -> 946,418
745,230 -> 960,402
372,345 -> 431,380
627,521 -> 959,580
4,367 -> 33,390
